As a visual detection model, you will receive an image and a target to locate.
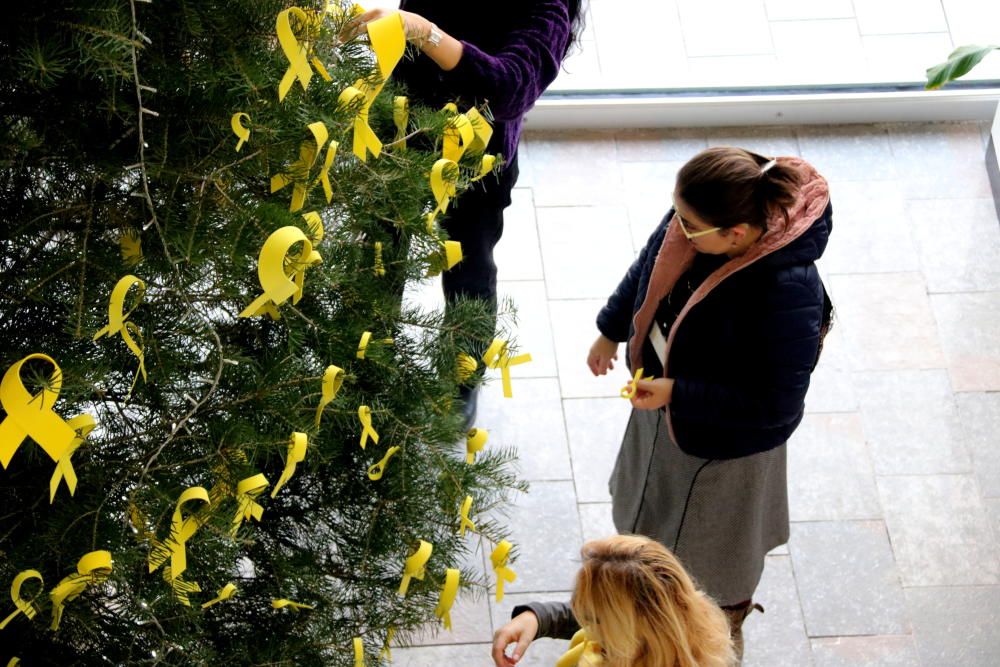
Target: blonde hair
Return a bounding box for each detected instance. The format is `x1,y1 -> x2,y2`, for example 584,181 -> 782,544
570,535 -> 735,667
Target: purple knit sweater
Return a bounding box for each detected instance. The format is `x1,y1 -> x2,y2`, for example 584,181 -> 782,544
396,0 -> 573,171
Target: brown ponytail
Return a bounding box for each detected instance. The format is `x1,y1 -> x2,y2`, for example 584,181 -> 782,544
675,146 -> 803,229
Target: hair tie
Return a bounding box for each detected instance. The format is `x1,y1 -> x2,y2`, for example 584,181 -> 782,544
760,159 -> 777,174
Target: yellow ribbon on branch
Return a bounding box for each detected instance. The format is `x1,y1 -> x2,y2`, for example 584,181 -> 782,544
393,96 -> 409,147
465,428 -> 488,464
49,550 -> 113,631
434,568 -> 460,630
456,353 -> 478,382
424,158 -> 459,231
458,495 -> 476,536
272,598 -> 314,611
93,274 -> 147,392
483,338 -> 532,399
315,366 -> 344,427
443,113 -> 476,163
231,112 -> 250,152
231,473 -> 269,536
353,636 -> 366,667
490,541 -> 516,603
0,570 -> 44,630
380,627 -> 396,662
398,540 -> 432,596
426,240 -> 463,277
556,628 -> 605,667
302,211 -> 325,244
270,121 -> 333,212
49,413 -> 95,503
373,241 -> 386,277
276,7 -> 332,101
201,583 -> 237,609
239,226 -> 322,319
272,431 -> 308,498
357,405 -> 379,450
367,445 -> 400,480
147,486 -> 211,581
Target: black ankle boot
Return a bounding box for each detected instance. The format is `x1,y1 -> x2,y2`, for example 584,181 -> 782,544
458,384 -> 479,431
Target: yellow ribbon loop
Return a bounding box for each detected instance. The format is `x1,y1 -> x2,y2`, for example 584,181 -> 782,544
0,354 -> 81,468
315,366 -> 344,427
8,658 -> 20,667
443,113 -> 476,163
620,367 -> 654,400
231,112 -> 250,151
270,121 -> 329,212
458,495 -> 477,536
338,85 -> 381,163
393,96 -> 409,147
426,240 -> 463,278
435,568 -> 461,630
49,550 -> 113,631
398,540 -> 433,596
0,570 -> 44,630
373,241 -> 386,277
491,541 -> 517,603
239,226 -> 321,319
556,628 -> 605,667
367,445 -> 400,481
276,7 -> 330,101
357,405 -> 379,450
466,428 -> 488,464
353,637 -> 365,667
49,413 -> 95,503
272,431 -> 307,498
482,339 -> 533,399
302,211 -> 325,244
148,486 -> 211,580
201,583 -> 237,609
316,139 -> 338,203
380,627 -> 396,662
272,598 -> 315,611
457,353 -> 478,382
465,108 -> 494,154
231,473 -> 269,536
471,154 -> 497,183
426,158 -> 459,228
356,330 -> 372,359
93,274 -> 148,391
119,228 -> 143,266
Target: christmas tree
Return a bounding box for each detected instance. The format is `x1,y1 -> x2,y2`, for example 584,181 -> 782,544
0,1 -> 526,664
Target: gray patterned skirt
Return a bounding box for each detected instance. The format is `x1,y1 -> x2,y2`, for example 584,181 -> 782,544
609,408 -> 789,606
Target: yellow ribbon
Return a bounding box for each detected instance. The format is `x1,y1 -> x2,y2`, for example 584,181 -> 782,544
466,428 -> 488,464
393,96 -> 409,147
458,495 -> 476,536
426,240 -> 463,278
443,113 -> 476,163
93,274 -> 147,391
425,158 -> 459,229
373,241 -> 386,277
556,628 -> 605,667
434,568 -> 460,630
165,573 -> 202,607
465,107 -> 494,154
231,112 -> 250,151
620,367 -> 653,400
0,354 -> 81,468
272,431 -> 307,498
148,486 -> 211,580
8,659 -> 20,667
231,473 -> 269,536
49,550 -> 113,631
456,353 -> 478,382
201,583 -> 237,609
239,226 -> 321,319
302,211 -> 325,244
119,228 -> 143,266
49,413 -> 95,503
471,154 -> 497,183
315,140 -> 338,204
367,445 -> 400,481
357,405 -> 379,450
270,121 -> 331,212
483,339 -> 532,399
490,541 -> 517,603
276,7 -> 331,101
398,540 -> 433,596
380,627 -> 396,662
314,366 -> 344,427
353,636 -> 365,667
0,570 -> 44,630
356,331 -> 372,359
272,598 -> 315,611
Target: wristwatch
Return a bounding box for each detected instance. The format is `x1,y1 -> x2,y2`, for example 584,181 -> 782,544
425,23 -> 442,48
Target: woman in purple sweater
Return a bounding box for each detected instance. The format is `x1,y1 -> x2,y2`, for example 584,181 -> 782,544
354,1 -> 583,425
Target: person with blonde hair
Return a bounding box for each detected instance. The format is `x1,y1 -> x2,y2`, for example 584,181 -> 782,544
491,534 -> 735,667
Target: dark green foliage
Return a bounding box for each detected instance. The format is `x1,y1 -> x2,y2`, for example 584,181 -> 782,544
925,44 -> 999,89
0,1 -> 521,664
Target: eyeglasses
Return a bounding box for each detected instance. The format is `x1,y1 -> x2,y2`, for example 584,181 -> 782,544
673,209 -> 722,240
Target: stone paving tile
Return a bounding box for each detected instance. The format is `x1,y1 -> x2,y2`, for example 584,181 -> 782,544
939,0 -> 1000,57
676,0 -> 774,57
619,160 -> 683,254
853,0 -> 948,34
810,635 -> 921,667
930,291 -> 1000,391
862,33 -> 955,84
408,589 -> 494,646
853,370 -> 972,475
771,20 -> 867,85
502,482 -> 583,595
765,0 -> 855,21
389,642 -> 495,666
787,414 -> 882,521
705,126 -> 802,158
877,474 -> 1000,586
563,397 -> 631,503
805,330 -> 859,413
614,128 -> 708,162
495,188 -> 543,282
742,555 -> 813,667
547,299 -> 624,399
887,122 -> 994,200
590,0 -> 687,88
519,131 -> 623,207
907,198 -> 1000,293
496,280 -> 558,379
956,392 -> 1000,498
789,521 -> 908,636
906,586 -> 1000,667
797,125 -> 897,182
577,502 -> 616,544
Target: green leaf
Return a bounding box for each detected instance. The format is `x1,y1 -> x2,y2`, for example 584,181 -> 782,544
925,44 -> 1000,90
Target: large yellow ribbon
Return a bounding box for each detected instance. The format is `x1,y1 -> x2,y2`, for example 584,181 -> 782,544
8,658 -> 20,667
426,240 -> 463,278
367,445 -> 400,481
148,486 -> 211,580
272,598 -> 315,611
398,540 -> 432,596
443,113 -> 476,163
49,550 -> 113,631
231,112 -> 250,152
490,541 -> 517,603
393,96 -> 409,147
466,428 -> 488,464
49,413 -> 95,503
0,570 -> 44,630
556,628 -> 605,667
483,339 -> 532,399
357,405 -> 378,450
302,211 -> 325,244
0,354 -> 81,468
338,85 -> 381,163
270,122 -> 331,212
353,636 -> 365,667
465,108 -> 494,154
231,473 -> 269,536
425,158 -> 459,230
239,226 -> 321,319
93,274 -> 147,391
276,7 -> 332,101
458,495 -> 476,536
314,366 -> 344,427
272,431 -> 307,498
620,367 -> 653,400
456,353 -> 478,382
201,583 -> 237,609
434,568 -> 460,630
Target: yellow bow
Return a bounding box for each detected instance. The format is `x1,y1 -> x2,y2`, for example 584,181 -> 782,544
483,339 -> 532,399
201,582 -> 237,609
398,540 -> 433,596
373,241 -> 386,277
93,274 -> 148,392
49,550 -> 113,631
276,7 -> 332,101
316,139 -> 339,204
0,569 -> 44,630
443,113 -> 476,163
393,96 -> 409,147
490,541 -> 517,603
272,598 -> 315,611
315,366 -> 344,427
426,240 -> 463,277
0,354 -> 83,468
49,413 -> 95,503
231,473 -> 269,536
239,226 -> 322,319
458,495 -> 476,536
272,431 -> 308,498
471,154 -> 497,183
465,107 -> 494,153
148,486 -> 211,580
357,405 -> 379,450
620,367 -> 653,400
466,428 -> 488,464
557,628 -> 605,667
434,568 -> 460,630
356,331 -> 372,359
367,445 -> 400,481
425,158 -> 459,230
270,121 -> 332,212
231,112 -> 251,151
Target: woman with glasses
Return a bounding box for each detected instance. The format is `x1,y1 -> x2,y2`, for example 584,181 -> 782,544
587,146 -> 833,661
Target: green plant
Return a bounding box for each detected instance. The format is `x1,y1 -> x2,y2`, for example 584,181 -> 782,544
926,44 -> 999,89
